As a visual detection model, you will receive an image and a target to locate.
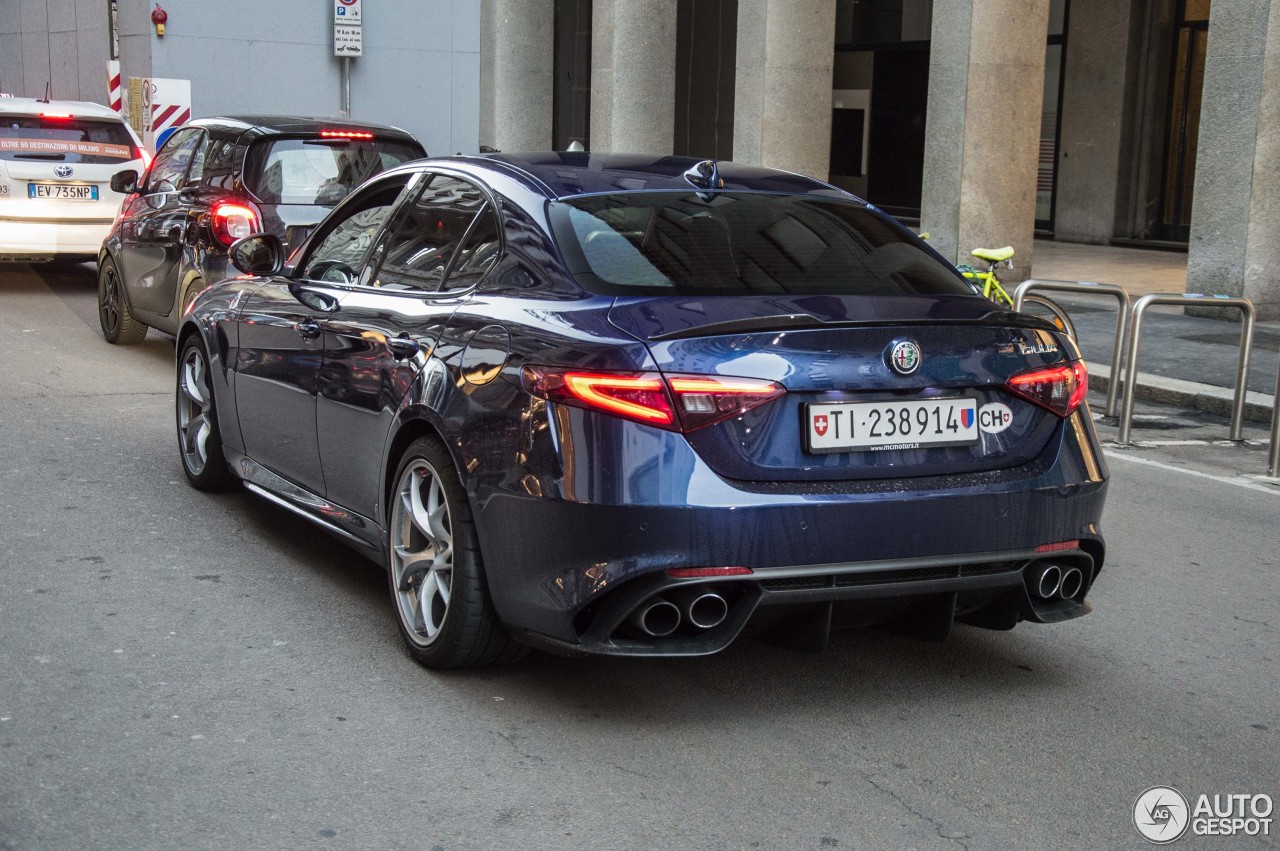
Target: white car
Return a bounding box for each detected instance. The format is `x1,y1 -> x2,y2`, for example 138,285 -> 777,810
0,97 -> 148,262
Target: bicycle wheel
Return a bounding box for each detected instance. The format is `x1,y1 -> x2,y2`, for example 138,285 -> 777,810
1019,293 -> 1076,339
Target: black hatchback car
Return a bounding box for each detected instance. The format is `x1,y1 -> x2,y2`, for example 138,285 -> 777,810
97,115 -> 425,344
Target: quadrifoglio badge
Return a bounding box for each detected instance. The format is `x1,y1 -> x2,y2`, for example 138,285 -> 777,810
1134,786 -> 1273,843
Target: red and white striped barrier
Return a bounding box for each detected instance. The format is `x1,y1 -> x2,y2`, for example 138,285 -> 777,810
107,61 -> 122,113
141,78 -> 192,151
151,101 -> 191,137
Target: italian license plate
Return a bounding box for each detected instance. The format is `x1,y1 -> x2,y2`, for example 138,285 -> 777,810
28,183 -> 98,200
806,398 -> 979,453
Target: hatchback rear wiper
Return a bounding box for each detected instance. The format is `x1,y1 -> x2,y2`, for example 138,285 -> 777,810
13,152 -> 67,161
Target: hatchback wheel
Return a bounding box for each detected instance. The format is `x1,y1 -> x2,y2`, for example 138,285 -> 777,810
176,337 -> 235,490
388,438 -> 525,668
98,256 -> 147,344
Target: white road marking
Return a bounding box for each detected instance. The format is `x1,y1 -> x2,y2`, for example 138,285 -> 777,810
1103,450 -> 1280,496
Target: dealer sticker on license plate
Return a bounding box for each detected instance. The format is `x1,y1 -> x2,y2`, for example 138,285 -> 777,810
806,398 -> 979,453
28,183 -> 98,201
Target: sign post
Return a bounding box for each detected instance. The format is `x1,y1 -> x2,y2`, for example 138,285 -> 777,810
334,0 -> 362,117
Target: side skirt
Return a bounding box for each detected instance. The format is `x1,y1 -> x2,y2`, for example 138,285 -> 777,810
225,449 -> 384,557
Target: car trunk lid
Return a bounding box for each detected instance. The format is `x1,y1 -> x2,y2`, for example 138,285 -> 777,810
609,295 -> 1077,483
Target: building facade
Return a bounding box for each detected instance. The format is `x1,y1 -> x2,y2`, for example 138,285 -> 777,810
481,0 -> 1279,317
3,0 -> 1276,315
1,0 -> 480,161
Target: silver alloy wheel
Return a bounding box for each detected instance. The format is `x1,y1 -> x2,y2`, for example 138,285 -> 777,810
100,265 -> 120,335
177,346 -> 213,475
390,459 -> 454,647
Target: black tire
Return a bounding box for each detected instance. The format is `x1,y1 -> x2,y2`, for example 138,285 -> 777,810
98,256 -> 148,344
175,336 -> 236,491
1020,294 -> 1077,339
387,437 -> 526,669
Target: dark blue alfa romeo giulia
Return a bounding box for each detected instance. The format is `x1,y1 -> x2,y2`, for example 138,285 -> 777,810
176,152 -> 1107,668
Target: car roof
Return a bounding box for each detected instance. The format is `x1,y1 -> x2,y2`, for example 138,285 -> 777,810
445,151 -> 844,200
0,97 -> 127,122
197,115 -> 419,143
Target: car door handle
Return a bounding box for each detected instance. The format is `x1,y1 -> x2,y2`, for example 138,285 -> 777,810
387,335 -> 419,359
293,319 -> 321,339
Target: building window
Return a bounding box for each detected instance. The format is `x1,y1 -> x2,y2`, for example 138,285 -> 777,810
1157,0 -> 1209,242
553,0 -> 592,151
832,0 -> 932,217
673,0 -> 737,160
1037,0 -> 1069,232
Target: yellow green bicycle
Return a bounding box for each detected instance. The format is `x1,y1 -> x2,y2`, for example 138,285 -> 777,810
921,236 -> 1076,338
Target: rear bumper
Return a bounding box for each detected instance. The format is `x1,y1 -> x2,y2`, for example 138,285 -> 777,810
516,546 -> 1097,657
0,217 -> 113,258
472,409 -> 1108,653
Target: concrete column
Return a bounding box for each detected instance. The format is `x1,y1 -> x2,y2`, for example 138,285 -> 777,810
1054,0 -> 1134,244
733,0 -> 836,178
479,0 -> 554,152
590,0 -> 677,154
920,0 -> 1051,280
1187,0 -> 1280,319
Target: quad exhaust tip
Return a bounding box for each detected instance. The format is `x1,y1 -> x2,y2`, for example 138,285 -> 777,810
627,598 -> 681,637
673,587 -> 729,630
625,587 -> 730,639
1059,566 -> 1084,600
1027,562 -> 1089,602
1029,563 -> 1062,600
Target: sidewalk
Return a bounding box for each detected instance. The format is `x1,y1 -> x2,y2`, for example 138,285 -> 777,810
1029,240 -> 1279,424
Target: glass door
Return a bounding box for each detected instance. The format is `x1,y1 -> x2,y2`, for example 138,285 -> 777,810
1158,0 -> 1209,242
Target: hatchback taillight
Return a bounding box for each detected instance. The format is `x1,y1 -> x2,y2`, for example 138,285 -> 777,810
211,200 -> 261,246
1006,362 -> 1088,417
522,367 -> 785,432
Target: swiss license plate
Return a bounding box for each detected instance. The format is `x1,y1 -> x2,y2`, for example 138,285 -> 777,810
28,183 -> 98,201
806,398 -> 979,453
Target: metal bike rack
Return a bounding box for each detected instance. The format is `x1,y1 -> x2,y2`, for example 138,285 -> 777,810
1268,359 -> 1280,479
1117,293 -> 1256,445
1012,279 -> 1132,418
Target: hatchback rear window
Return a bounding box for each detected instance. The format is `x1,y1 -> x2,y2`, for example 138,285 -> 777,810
549,191 -> 973,298
0,116 -> 140,163
244,137 -> 424,205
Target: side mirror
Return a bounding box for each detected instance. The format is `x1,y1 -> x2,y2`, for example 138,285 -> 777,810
110,169 -> 138,194
228,233 -> 284,276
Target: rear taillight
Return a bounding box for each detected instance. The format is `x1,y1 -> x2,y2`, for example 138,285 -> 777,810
667,375 -> 786,430
210,200 -> 261,247
522,367 -> 785,432
1006,361 -> 1088,417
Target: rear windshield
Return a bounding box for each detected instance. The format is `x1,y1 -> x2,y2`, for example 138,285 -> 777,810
0,116 -> 140,163
549,191 -> 973,297
244,137 -> 424,205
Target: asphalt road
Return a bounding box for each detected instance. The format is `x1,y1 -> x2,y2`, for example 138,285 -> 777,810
1,262 -> 1277,850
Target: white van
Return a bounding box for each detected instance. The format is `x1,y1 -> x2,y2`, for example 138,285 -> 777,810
0,97 -> 148,262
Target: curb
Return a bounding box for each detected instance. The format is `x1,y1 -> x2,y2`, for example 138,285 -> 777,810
1085,362 -> 1276,424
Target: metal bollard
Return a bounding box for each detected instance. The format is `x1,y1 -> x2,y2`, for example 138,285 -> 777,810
1012,280 -> 1132,418
1117,294 -> 1256,445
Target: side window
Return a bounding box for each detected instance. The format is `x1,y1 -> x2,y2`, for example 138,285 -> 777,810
373,175 -> 486,291
199,135 -> 241,190
300,176 -> 411,285
145,129 -> 201,193
443,203 -> 500,291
